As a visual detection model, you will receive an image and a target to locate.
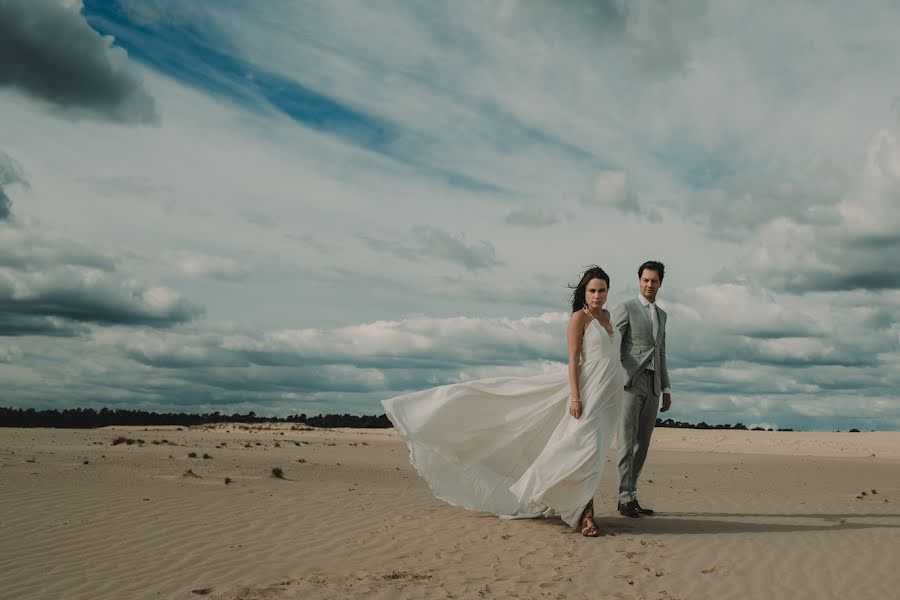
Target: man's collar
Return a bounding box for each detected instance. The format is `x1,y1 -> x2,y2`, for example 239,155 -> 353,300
638,294 -> 654,308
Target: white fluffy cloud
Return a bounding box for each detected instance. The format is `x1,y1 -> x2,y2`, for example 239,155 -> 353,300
583,171 -> 641,215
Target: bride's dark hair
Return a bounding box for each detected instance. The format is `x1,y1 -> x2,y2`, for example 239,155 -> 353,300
570,265 -> 610,313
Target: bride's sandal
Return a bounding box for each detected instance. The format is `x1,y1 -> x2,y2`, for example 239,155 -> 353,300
580,500 -> 599,537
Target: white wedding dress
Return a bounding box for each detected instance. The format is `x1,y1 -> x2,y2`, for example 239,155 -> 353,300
382,319 -> 625,528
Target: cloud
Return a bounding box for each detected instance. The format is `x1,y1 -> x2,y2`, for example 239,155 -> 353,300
738,131 -> 900,292
499,0 -> 708,79
0,312 -> 553,416
670,283 -> 822,338
0,225 -> 114,272
656,282 -> 900,429
0,150 -> 26,220
0,345 -> 23,363
504,207 -> 558,228
3,302 -> 893,430
364,226 -> 503,271
665,283 -> 899,369
91,313 -> 568,388
0,265 -> 200,328
0,313 -> 87,337
0,223 -> 201,332
0,313 -> 573,414
254,312 -> 568,368
0,192 -> 9,221
168,251 -> 248,282
582,170 -> 641,215
683,161 -> 849,241
0,0 -> 157,122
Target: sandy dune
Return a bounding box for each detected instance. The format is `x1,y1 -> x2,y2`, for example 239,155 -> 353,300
1,425 -> 897,599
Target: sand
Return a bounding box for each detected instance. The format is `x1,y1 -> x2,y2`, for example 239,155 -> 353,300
1,425 -> 897,600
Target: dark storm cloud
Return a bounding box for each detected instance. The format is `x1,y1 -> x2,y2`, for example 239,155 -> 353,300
0,225 -> 202,334
0,285 -> 199,327
0,313 -> 87,337
0,0 -> 157,122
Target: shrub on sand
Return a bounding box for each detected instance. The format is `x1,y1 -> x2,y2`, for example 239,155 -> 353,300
271,467 -> 285,479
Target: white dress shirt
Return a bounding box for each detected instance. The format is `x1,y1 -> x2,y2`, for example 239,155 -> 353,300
638,294 -> 671,395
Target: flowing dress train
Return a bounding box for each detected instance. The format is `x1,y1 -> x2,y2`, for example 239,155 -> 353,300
382,320 -> 625,528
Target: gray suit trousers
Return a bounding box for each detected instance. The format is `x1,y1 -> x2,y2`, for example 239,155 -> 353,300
616,369 -> 659,504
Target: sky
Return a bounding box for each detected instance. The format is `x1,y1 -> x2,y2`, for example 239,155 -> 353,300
1,0 -> 899,431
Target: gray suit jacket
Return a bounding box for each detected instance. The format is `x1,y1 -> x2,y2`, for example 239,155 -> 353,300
612,297 -> 670,397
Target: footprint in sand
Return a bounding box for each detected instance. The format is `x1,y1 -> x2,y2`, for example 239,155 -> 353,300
701,564 -> 728,575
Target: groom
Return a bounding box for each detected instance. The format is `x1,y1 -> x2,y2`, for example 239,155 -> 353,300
612,260 -> 672,518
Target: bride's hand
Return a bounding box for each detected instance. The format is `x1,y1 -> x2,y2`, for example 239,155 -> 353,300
570,400 -> 583,419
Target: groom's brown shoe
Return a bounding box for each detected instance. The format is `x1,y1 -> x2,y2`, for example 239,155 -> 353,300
633,499 -> 655,515
617,501 -> 641,518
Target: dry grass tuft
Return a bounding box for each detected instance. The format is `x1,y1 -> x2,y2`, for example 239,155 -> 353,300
111,436 -> 138,446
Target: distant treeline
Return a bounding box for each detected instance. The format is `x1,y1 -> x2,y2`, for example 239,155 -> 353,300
0,407 -> 390,429
656,418 -> 793,432
0,406 -> 798,430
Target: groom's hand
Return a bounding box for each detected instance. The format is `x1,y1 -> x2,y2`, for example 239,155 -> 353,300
661,393 -> 672,412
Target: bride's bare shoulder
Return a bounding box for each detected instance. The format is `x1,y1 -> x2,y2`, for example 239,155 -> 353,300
569,309 -> 589,322
568,309 -> 592,331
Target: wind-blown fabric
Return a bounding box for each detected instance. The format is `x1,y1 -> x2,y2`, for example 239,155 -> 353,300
383,320 -> 625,527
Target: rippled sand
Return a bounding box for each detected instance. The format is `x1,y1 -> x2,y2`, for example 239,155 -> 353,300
1,425 -> 897,599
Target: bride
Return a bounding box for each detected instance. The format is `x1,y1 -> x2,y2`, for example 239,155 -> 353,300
382,266 -> 625,537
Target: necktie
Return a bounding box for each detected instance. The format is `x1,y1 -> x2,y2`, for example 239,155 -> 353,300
650,303 -> 659,340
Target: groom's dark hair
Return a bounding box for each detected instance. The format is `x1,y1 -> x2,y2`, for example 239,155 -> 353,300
638,260 -> 665,282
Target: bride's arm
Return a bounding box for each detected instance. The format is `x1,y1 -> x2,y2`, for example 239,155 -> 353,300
566,311 -> 588,419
